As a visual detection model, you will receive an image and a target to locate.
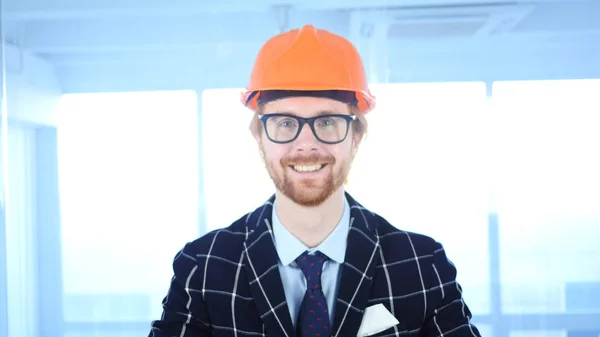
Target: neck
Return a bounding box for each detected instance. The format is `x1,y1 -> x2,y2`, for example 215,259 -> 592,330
275,188 -> 346,248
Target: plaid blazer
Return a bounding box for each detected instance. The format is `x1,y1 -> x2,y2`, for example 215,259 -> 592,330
149,192 -> 481,337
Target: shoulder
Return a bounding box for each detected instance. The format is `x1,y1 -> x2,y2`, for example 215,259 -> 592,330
346,193 -> 443,257
371,212 -> 445,265
369,212 -> 461,294
169,197 -> 274,281
166,211 -> 257,292
180,212 -> 254,262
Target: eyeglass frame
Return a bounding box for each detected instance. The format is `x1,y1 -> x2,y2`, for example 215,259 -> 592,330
258,113 -> 357,144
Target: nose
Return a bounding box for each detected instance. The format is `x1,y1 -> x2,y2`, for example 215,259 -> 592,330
293,123 -> 319,152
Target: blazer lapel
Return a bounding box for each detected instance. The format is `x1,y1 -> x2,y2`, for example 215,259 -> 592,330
243,196 -> 295,337
331,192 -> 381,337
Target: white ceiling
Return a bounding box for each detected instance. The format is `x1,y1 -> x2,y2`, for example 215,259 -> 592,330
3,0 -> 600,92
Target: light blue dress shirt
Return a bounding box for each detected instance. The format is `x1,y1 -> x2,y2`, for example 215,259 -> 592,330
271,199 -> 350,327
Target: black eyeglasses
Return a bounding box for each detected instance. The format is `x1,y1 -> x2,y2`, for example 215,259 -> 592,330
259,113 -> 356,144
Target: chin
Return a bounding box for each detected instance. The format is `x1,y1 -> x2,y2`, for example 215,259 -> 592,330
289,194 -> 331,207
284,182 -> 337,207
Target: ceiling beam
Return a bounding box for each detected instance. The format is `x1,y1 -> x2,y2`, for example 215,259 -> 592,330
56,39 -> 600,94
21,11 -> 349,54
41,42 -> 263,66
36,28 -> 600,69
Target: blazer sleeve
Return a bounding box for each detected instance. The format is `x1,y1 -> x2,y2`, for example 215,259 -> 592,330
420,242 -> 482,337
149,242 -> 212,337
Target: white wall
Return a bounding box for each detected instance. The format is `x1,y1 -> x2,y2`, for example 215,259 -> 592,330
5,42 -> 62,127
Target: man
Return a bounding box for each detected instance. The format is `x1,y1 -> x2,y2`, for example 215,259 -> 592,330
149,25 -> 481,337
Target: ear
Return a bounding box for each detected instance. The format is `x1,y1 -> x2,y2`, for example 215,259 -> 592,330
253,132 -> 262,145
256,136 -> 266,163
351,132 -> 363,156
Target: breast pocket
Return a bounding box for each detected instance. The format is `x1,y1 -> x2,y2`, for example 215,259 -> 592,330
368,323 -> 412,337
358,302 -> 412,337
360,319 -> 412,337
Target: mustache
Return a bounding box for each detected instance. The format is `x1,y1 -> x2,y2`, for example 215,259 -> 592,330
281,153 -> 335,166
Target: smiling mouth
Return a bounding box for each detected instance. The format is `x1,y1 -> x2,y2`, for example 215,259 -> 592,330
289,164 -> 328,172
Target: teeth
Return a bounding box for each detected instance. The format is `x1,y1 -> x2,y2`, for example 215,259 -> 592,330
293,164 -> 324,172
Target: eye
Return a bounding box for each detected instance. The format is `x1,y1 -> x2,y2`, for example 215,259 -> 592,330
278,118 -> 298,128
317,118 -> 336,127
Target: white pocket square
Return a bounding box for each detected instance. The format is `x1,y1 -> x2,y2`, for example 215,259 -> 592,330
357,303 -> 400,337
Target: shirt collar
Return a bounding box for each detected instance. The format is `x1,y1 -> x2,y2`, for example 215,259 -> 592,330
272,198 -> 350,266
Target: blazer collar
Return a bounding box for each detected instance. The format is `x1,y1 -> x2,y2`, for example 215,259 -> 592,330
243,195 -> 295,337
330,192 -> 381,337
242,192 -> 381,337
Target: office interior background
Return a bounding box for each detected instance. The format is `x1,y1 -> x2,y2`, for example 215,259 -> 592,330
0,0 -> 599,336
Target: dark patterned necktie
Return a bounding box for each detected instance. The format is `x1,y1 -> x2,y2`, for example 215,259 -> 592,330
295,251 -> 330,337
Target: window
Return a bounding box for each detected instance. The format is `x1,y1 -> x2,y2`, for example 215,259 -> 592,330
491,80 -> 600,319
57,91 -> 200,333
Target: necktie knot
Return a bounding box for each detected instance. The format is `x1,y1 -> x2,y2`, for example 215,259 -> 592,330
295,251 -> 329,290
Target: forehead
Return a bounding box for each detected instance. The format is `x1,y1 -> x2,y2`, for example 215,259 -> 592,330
261,96 -> 351,117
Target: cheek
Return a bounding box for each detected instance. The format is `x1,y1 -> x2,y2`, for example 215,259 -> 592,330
332,143 -> 354,162
261,142 -> 286,164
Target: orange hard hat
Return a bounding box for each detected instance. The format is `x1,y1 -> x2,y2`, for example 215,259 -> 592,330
241,24 -> 376,114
